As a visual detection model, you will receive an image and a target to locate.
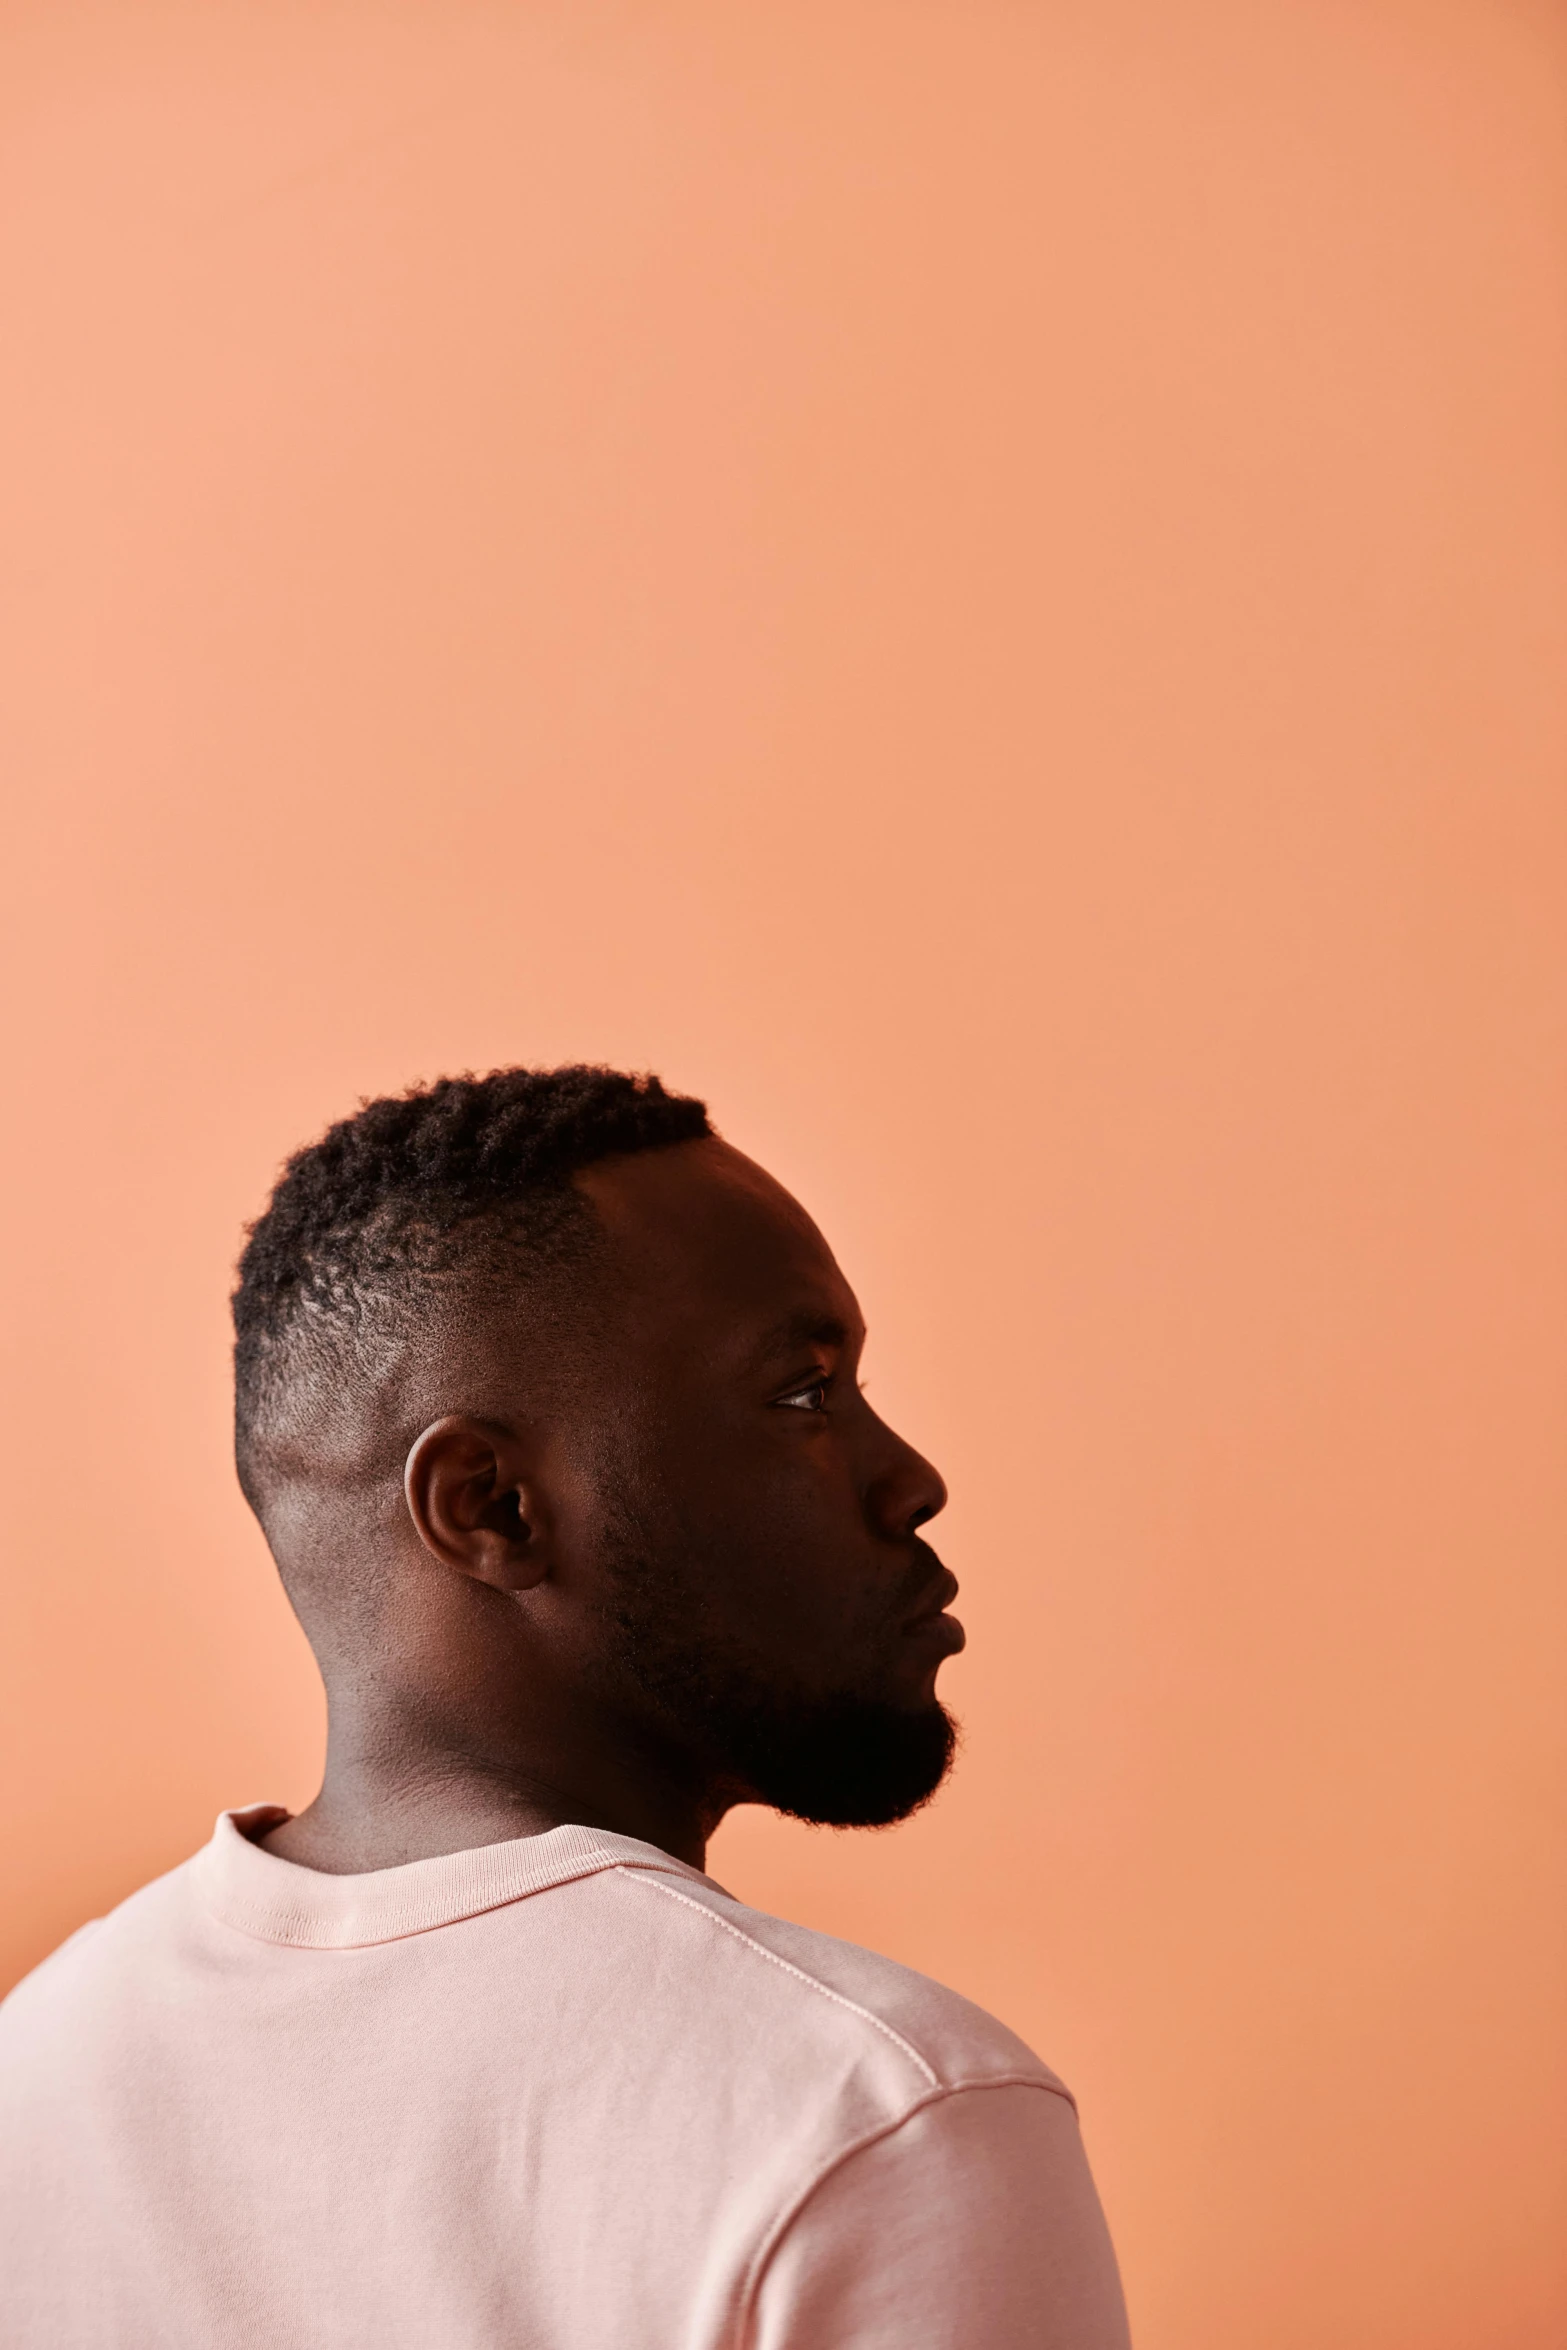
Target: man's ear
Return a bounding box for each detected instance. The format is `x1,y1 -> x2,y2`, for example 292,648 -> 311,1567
403,1416 -> 548,1596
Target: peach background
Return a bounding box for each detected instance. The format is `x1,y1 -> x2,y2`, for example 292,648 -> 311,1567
3,4 -> 1564,2344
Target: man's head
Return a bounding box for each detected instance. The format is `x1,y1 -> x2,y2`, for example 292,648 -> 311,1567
234,1067 -> 960,1833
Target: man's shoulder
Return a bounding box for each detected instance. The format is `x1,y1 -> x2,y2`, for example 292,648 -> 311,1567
592,1858 -> 1072,2111
0,1857 -> 197,2038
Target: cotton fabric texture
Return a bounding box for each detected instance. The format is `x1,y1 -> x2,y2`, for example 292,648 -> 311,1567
0,1809 -> 1130,2347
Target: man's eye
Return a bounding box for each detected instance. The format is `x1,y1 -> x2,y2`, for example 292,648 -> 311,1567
778,1380 -> 829,1412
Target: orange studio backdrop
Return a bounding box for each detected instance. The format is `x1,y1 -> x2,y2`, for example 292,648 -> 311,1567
2,5 -> 1564,2345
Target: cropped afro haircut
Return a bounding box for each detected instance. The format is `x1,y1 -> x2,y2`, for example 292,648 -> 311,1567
232,1066 -> 712,1516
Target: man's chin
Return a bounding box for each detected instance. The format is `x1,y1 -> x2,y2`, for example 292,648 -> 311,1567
736,1696 -> 959,1830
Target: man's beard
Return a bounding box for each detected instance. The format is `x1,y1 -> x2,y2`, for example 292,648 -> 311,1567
707,1686 -> 956,1828
593,1515 -> 958,1829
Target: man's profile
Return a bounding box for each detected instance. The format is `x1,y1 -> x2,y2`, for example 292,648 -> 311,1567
0,1066 -> 1129,2345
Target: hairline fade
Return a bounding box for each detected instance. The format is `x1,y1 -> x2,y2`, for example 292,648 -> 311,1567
232,1066 -> 712,1520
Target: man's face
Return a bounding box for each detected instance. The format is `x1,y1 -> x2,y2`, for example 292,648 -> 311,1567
565,1138 -> 961,1828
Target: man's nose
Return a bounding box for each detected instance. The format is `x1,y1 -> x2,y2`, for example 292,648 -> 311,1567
864,1421 -> 948,1540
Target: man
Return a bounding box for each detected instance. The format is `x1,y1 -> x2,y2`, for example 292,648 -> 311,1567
0,1066 -> 1129,2347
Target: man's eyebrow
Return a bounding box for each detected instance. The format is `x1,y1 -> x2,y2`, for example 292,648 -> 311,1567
752,1309 -> 858,1362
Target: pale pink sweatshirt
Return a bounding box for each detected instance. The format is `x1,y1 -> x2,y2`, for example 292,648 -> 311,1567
0,1807 -> 1130,2347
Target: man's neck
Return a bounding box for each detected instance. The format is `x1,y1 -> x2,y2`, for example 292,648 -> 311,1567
258,1714 -> 715,1876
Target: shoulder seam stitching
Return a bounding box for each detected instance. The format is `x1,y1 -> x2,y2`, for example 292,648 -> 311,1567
733,2076 -> 1077,2348
618,1869 -> 940,2088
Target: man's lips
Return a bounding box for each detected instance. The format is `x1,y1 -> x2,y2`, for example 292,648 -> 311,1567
904,1609 -> 966,1659
902,1559 -> 965,1655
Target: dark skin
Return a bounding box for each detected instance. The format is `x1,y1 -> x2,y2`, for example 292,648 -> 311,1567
262,1138 -> 959,1877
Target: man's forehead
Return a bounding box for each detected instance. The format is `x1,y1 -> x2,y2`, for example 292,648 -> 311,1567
576,1138 -> 857,1327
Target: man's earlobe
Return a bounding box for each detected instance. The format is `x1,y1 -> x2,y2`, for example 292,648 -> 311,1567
403,1416 -> 550,1595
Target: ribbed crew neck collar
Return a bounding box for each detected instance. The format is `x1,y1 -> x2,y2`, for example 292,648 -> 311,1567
193,1806 -> 718,1950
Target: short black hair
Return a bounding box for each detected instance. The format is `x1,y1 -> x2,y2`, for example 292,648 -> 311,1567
233,1066 -> 711,1516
